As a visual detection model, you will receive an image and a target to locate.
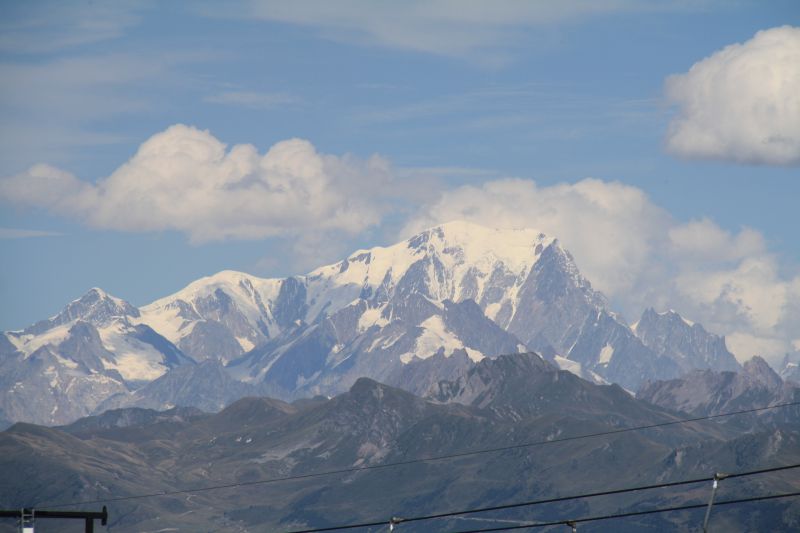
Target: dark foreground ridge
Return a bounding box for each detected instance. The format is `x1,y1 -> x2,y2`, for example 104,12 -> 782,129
1,352 -> 799,532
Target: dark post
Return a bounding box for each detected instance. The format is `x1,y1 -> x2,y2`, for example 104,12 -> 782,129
0,507 -> 109,530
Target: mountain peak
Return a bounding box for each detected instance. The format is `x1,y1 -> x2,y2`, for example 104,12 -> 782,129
634,307 -> 739,374
743,356 -> 783,389
404,221 -> 555,272
23,287 -> 140,333
637,308 -> 694,329
146,270 -> 274,306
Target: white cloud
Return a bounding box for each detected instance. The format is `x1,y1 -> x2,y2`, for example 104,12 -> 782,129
668,218 -> 765,263
403,178 -> 672,297
0,124 -> 395,244
665,26 -> 800,166
405,178 -> 800,366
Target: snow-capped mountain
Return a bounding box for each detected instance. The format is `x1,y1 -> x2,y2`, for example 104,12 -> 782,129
137,221 -> 679,394
137,272 -> 284,363
0,288 -> 193,424
1,221 -> 759,424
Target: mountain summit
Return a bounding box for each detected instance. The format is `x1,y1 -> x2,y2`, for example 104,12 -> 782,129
1,221 -> 752,424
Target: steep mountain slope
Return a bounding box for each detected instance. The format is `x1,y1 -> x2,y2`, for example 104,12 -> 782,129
0,289 -> 193,424
637,356 -> 800,425
428,352 -> 667,424
2,355 -> 798,532
634,308 -> 741,373
2,221 -> 760,424
147,221 -> 684,397
97,359 -> 261,413
138,271 -> 285,362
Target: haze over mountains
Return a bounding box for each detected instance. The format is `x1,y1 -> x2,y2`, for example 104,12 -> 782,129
0,221 -> 790,426
1,352 -> 798,532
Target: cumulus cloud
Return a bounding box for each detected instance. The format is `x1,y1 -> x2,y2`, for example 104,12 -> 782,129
0,124 -> 394,243
405,178 -> 800,366
665,26 -> 800,166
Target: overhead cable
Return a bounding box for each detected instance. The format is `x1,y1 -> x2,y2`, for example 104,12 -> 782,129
43,400 -> 800,509
286,464 -> 800,533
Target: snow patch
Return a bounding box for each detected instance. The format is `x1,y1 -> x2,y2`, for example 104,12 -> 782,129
11,324 -> 72,356
598,343 -> 614,365
464,347 -> 485,362
236,336 -> 255,352
554,355 -> 582,376
98,322 -> 169,381
358,306 -> 388,332
400,315 -> 465,364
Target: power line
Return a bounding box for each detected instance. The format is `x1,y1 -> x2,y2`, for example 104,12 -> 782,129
286,463 -> 800,533
450,491 -> 800,533
42,399 -> 800,509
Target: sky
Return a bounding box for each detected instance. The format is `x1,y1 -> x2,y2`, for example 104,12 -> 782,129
1,1 -> 799,367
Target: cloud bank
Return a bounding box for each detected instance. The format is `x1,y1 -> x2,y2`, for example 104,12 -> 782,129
0,124 -> 393,243
665,26 -> 800,166
404,178 -> 800,366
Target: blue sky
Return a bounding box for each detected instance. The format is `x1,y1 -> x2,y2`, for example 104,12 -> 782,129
1,1 -> 799,364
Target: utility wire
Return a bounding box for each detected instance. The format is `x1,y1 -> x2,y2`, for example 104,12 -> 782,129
42,399 -> 800,509
449,491 -> 800,533
286,463 -> 800,533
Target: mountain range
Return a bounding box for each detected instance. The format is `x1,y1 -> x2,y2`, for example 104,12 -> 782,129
0,221 -> 770,426
1,352 -> 798,532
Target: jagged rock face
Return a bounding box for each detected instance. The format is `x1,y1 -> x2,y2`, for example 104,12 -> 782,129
427,352 -> 658,422
507,243 -> 605,352
97,360 -> 257,414
138,272 -> 287,362
0,291 -> 193,425
637,356 -> 799,422
635,308 -> 741,373
207,223 -> 683,397
177,319 -> 244,363
564,309 -> 680,391
23,288 -> 140,335
0,343 -> 128,425
2,221 -> 769,424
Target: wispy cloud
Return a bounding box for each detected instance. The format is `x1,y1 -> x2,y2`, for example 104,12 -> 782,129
0,51 -> 198,170
203,90 -> 298,109
0,1 -> 147,54
354,83 -> 662,140
216,0 -> 713,64
0,228 -> 62,239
